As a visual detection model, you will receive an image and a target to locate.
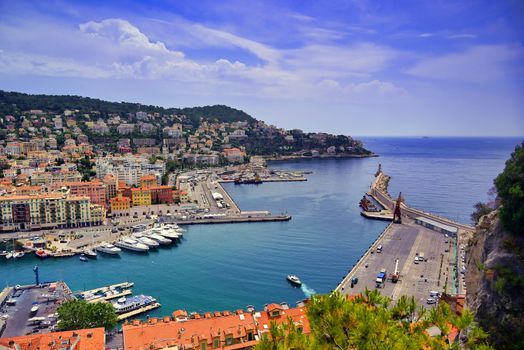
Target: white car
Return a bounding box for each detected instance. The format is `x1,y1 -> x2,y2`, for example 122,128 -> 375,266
427,298 -> 437,304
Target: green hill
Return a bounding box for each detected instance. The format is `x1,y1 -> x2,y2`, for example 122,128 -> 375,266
0,90 -> 256,126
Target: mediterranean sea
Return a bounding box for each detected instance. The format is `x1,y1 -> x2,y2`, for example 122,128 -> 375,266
0,137 -> 520,319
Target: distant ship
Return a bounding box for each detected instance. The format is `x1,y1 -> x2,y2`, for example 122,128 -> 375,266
234,176 -> 262,184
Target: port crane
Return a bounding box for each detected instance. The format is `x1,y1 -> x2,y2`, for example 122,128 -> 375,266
393,192 -> 403,224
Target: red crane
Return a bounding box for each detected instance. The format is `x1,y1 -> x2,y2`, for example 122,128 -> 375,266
393,192 -> 403,224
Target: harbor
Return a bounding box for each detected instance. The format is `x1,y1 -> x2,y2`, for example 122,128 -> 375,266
336,165 -> 474,307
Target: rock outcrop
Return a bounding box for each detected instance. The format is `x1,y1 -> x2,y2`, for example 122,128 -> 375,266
466,210 -> 524,349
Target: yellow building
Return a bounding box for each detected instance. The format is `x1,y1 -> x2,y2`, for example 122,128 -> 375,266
140,175 -> 157,188
131,188 -> 151,206
110,190 -> 131,212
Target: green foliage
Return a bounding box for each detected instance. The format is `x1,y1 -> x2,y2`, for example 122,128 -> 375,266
255,291 -> 492,350
0,90 -> 255,125
471,202 -> 494,224
493,264 -> 524,294
57,299 -> 118,331
495,141 -> 524,235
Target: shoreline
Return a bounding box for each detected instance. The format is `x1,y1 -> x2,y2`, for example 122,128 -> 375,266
262,153 -> 378,161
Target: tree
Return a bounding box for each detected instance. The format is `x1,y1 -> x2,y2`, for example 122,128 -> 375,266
255,292 -> 493,350
57,299 -> 118,331
471,202 -> 494,224
495,141 -> 524,234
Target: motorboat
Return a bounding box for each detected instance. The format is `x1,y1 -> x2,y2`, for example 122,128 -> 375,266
5,251 -> 13,259
13,251 -> 24,259
115,238 -> 149,252
83,249 -> 97,258
35,249 -> 49,259
30,304 -> 39,314
148,233 -> 172,245
112,295 -> 156,314
287,275 -> 302,286
158,228 -> 180,240
96,243 -> 122,255
79,254 -> 88,262
137,236 -> 160,248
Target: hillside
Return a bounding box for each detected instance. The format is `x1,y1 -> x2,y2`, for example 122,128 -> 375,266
0,90 -> 255,126
466,211 -> 524,349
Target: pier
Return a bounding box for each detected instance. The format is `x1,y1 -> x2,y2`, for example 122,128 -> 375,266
336,167 -> 472,305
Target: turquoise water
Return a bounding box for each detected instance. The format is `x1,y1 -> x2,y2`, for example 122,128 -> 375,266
0,137 -> 520,318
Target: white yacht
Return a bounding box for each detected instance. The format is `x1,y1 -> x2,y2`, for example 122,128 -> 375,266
96,243 -> 122,255
115,238 -> 149,252
147,233 -> 172,245
138,236 -> 160,248
158,227 -> 180,240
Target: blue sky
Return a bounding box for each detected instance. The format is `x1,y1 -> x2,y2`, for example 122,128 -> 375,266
0,0 -> 523,136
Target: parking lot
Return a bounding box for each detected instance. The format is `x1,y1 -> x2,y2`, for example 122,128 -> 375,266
0,282 -> 73,337
340,221 -> 457,308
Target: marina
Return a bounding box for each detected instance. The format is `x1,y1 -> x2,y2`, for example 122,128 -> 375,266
0,138 -> 517,323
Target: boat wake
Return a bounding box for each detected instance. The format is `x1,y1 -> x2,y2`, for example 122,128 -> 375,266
300,283 -> 316,298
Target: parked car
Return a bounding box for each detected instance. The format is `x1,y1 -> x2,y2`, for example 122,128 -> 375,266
427,298 -> 437,304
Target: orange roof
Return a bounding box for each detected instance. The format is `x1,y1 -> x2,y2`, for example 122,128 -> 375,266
140,175 -> 157,181
256,306 -> 310,334
0,327 -> 105,350
0,193 -> 63,201
173,309 -> 188,318
266,303 -> 282,312
123,312 -> 257,350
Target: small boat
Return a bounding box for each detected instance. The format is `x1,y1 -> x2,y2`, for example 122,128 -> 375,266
148,233 -> 171,245
13,251 -> 24,259
287,275 -> 302,286
35,249 -> 48,259
79,254 -> 88,262
83,249 -> 97,258
97,243 -> 122,255
5,251 -> 13,260
30,304 -> 39,314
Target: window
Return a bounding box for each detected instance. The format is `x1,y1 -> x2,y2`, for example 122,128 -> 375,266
201,342 -> 206,350
213,339 -> 219,348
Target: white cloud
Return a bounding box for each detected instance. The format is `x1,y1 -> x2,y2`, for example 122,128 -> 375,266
0,17 -> 404,101
406,44 -> 523,82
446,33 -> 477,39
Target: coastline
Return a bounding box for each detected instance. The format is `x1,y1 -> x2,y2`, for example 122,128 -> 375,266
262,152 -> 378,161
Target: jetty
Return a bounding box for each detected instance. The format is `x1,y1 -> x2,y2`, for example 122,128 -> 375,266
336,166 -> 473,306
177,214 -> 291,225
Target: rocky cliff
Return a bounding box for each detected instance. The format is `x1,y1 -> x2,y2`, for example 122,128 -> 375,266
466,210 -> 524,349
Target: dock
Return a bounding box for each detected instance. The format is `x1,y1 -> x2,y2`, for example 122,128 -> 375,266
178,214 -> 291,225
87,289 -> 132,303
117,302 -> 161,320
336,167 -> 472,305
